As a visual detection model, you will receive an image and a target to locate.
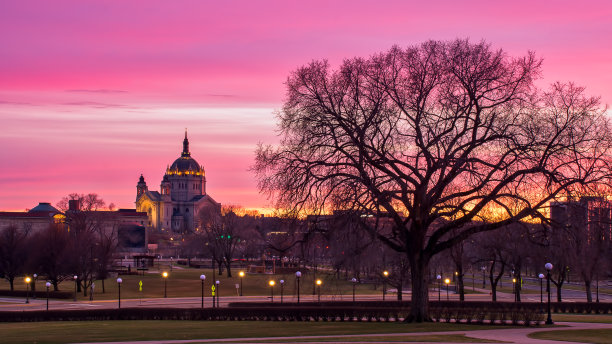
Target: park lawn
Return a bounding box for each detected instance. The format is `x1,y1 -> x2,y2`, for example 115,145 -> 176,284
0,320 -> 511,344
551,314 -> 612,324
529,329 -> 612,344
1,268 -> 384,301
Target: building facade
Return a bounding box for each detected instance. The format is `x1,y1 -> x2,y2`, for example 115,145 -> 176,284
550,197 -> 612,242
136,131 -> 220,232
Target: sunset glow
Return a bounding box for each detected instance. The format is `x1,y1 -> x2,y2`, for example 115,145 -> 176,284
1,0 -> 611,211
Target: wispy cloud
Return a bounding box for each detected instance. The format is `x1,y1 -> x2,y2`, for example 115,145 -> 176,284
62,101 -> 127,108
0,100 -> 36,106
65,89 -> 128,94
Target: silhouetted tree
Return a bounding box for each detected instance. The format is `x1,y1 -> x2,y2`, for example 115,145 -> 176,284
30,223 -> 70,291
255,39 -> 612,321
0,225 -> 31,290
199,205 -> 257,277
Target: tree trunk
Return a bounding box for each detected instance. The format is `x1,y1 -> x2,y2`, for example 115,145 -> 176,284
397,281 -> 403,301
8,278 -> 14,291
406,254 -> 430,322
102,278 -> 105,293
556,284 -> 563,302
225,259 -> 232,277
585,280 -> 592,303
217,260 -> 224,275
455,262 -> 465,301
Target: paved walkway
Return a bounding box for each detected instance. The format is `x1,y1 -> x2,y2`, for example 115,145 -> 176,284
75,321 -> 612,344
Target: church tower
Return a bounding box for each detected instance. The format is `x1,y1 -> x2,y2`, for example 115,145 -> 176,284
136,174 -> 148,200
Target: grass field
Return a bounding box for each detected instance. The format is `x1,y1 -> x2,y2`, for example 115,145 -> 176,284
0,321 -> 511,344
1,267 -> 391,300
529,329 -> 612,344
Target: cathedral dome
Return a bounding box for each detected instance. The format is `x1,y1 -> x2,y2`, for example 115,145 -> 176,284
170,156 -> 201,172
166,131 -> 204,175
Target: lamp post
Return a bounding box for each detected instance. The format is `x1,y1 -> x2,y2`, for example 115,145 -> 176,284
32,273 -> 38,299
481,266 -> 486,288
436,275 -> 442,302
239,271 -> 245,296
280,280 -> 285,303
269,280 -> 275,303
295,271 -> 302,303
73,275 -> 78,301
512,278 -> 517,302
45,282 -> 51,311
545,263 -> 553,325
200,274 -> 206,308
538,274 -> 544,304
382,270 -> 389,301
351,278 -> 357,303
444,278 -> 450,301
116,277 -> 122,309
162,271 -> 168,298
25,277 -> 31,304
215,280 -> 220,307
316,279 -> 322,302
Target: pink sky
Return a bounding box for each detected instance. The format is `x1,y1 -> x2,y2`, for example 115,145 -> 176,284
1,0 -> 611,211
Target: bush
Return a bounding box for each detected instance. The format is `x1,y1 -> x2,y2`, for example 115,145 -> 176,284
0,289 -> 73,299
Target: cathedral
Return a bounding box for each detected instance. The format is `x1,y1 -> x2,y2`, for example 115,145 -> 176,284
136,131 -> 220,232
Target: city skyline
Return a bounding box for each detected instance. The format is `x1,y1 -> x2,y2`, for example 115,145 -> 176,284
1,0 -> 611,212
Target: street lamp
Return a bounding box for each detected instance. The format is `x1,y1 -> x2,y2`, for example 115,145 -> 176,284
33,273 -> 38,299
200,274 -> 206,308
545,263 -> 553,325
512,278 -> 517,302
295,271 -> 302,303
45,282 -> 51,311
25,277 -> 31,304
351,278 -> 357,303
116,277 -> 122,309
162,271 -> 168,298
269,280 -> 275,303
382,270 -> 389,301
436,275 -> 442,302
239,271 -> 245,296
316,279 -> 322,302
73,275 -> 78,301
538,274 -> 544,304
444,278 -> 451,300
215,280 -> 220,307
280,280 -> 285,303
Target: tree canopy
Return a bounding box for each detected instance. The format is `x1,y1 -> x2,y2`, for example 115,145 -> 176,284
254,39 -> 612,321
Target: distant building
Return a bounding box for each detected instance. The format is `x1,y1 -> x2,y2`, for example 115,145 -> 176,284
0,202 -> 63,232
136,131 -> 220,232
0,201 -> 148,254
550,197 -> 612,242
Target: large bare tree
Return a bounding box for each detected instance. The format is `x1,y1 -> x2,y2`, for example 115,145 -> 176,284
254,39 -> 612,321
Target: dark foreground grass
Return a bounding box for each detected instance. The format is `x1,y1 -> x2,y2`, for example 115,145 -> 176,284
552,314 -> 612,324
0,320 -> 509,344
244,334 -> 506,343
529,329 -> 612,344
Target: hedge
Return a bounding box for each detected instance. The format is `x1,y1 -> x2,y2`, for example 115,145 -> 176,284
0,290 -> 73,299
